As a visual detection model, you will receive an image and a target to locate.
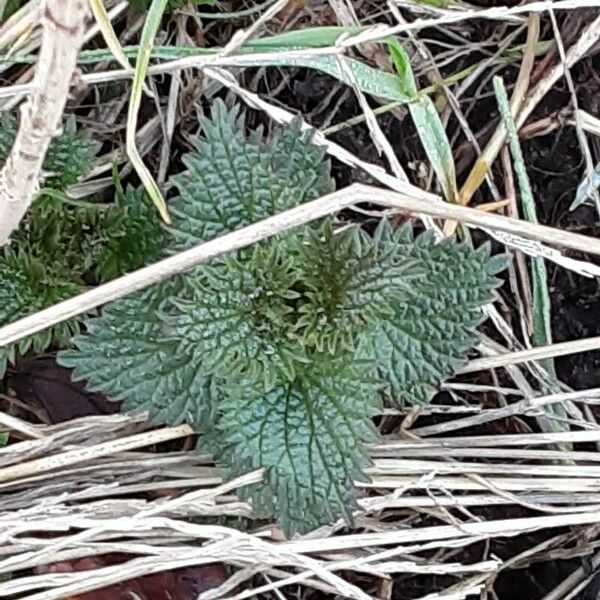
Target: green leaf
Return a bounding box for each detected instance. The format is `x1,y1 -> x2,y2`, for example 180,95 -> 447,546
70,27 -> 366,65
61,103 -> 506,536
170,242 -> 303,388
0,249 -> 84,377
411,0 -> 457,7
73,36 -> 416,105
493,77 -> 553,361
240,26 -> 365,50
0,119 -> 165,376
0,113 -> 99,191
7,30 -> 548,113
374,227 -> 505,405
43,117 -> 101,189
217,356 -> 380,536
0,113 -> 101,375
269,116 -> 332,206
126,0 -> 170,222
387,40 -> 457,202
89,0 -> 152,96
409,96 -> 458,202
170,221 -> 417,388
13,196 -> 109,276
96,186 -> 167,281
386,41 -> 418,100
493,76 -> 567,439
259,55 -> 415,104
294,220 -> 418,355
169,99 -> 332,249
0,113 -> 102,377
59,282 -> 217,429
129,0 -> 199,13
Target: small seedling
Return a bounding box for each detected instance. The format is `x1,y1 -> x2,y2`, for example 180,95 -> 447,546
51,101 -> 503,535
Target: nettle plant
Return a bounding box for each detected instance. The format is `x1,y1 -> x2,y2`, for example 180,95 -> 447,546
0,113 -> 164,377
50,102 -> 504,535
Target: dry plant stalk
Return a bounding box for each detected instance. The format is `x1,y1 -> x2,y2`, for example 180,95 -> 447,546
0,0 -> 89,245
1,406 -> 600,598
443,12 -> 600,236
0,181 -> 599,350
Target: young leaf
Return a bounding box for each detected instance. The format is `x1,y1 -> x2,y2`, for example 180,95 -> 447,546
169,242 -> 303,389
387,40 -> 458,202
386,41 -> 418,100
96,186 -> 167,280
0,113 -> 99,191
294,220 -> 418,355
0,249 -> 84,377
169,100 -> 333,249
0,119 -> 101,375
374,227 -> 505,405
409,95 -> 458,202
0,114 -> 171,378
0,189 -> 165,377
60,282 -> 217,429
217,357 -> 380,536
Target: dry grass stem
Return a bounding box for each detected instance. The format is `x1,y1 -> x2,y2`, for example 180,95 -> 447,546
2,183 -> 600,349
0,0 -> 89,245
460,335 -> 600,374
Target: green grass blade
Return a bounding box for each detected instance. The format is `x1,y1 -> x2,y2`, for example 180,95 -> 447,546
88,0 -> 134,74
238,54 -> 415,102
494,76 -> 568,435
88,0 -> 153,96
387,41 -> 418,99
126,0 -> 170,223
2,34 -> 552,119
241,25 -> 365,49
494,77 -> 552,359
85,46 -> 414,104
387,40 -> 457,202
410,95 -> 458,202
412,0 -> 458,6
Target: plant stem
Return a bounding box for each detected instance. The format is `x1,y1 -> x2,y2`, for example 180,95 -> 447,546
0,0 -> 88,245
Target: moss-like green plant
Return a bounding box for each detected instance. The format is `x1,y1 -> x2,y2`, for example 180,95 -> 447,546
0,117 -> 164,377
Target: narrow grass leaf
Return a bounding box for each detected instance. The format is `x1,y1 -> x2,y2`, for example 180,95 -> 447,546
494,76 -> 568,436
3,34 -> 549,114
387,40 -> 457,202
88,0 -> 136,77
126,0 -> 170,223
76,46 -> 416,105
412,0 -> 458,6
249,25 -> 365,49
386,41 -> 418,99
